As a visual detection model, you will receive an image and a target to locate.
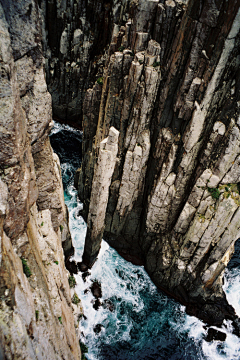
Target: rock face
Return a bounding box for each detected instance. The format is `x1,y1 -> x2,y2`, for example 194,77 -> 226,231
0,1 -> 81,358
37,0 -> 132,125
82,126 -> 119,267
76,0 -> 240,328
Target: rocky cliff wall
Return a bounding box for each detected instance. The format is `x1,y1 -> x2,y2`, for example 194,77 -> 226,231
75,0 -> 240,329
0,1 -> 81,358
38,0 -> 132,125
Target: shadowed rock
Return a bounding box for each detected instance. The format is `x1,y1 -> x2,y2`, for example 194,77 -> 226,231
205,328 -> 227,342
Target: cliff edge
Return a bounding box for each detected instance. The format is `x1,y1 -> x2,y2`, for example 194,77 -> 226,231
0,1 -> 81,358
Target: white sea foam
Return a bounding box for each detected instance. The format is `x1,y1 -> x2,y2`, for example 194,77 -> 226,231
50,120 -> 83,136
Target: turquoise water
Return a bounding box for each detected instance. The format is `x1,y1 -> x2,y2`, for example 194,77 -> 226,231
51,122 -> 240,360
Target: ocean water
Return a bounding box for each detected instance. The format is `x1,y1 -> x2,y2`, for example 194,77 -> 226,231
50,122 -> 240,360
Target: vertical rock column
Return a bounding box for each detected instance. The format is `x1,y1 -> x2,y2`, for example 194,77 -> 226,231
82,127 -> 119,268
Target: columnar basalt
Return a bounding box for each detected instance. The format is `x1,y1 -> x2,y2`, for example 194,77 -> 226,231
38,0 -> 132,125
0,1 -> 81,358
76,0 -> 240,329
82,126 -> 119,267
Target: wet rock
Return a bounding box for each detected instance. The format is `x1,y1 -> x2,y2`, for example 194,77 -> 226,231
93,324 -> 103,334
90,280 -> 102,299
205,328 -> 227,342
93,299 -> 102,311
103,299 -> 115,312
78,262 -> 88,272
65,258 -> 78,274
81,270 -> 91,282
77,209 -> 84,218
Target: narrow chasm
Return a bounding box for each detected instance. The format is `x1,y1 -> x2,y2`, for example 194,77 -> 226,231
50,122 -> 240,360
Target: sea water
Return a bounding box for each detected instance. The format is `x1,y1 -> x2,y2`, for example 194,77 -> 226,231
50,122 -> 240,360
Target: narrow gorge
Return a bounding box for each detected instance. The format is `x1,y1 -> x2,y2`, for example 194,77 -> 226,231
0,0 -> 240,359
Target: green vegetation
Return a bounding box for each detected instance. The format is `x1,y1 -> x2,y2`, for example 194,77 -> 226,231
197,213 -> 206,223
153,61 -> 161,67
21,258 -> 32,278
58,316 -> 62,324
237,182 -> 240,193
219,183 -> 240,205
54,261 -> 59,265
207,187 -> 221,200
118,46 -> 125,52
35,310 -> 39,321
72,292 -> 80,305
68,275 -> 76,288
79,341 -> 88,360
196,182 -> 240,205
138,59 -> 144,64
60,224 -> 64,232
41,222 -> 44,226
97,77 -> 103,85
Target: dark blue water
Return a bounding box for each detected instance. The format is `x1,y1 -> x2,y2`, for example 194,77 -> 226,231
50,122 -> 240,360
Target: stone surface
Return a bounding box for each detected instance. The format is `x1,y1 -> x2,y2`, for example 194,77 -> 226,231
37,0 -> 134,125
78,0 -> 240,328
0,2 -> 81,358
82,127 -> 119,267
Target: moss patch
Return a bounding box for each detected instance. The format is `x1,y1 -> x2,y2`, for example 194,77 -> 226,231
97,77 -> 103,86
153,61 -> 161,67
68,275 -> 76,288
21,258 -> 32,278
207,187 -> 221,200
72,292 -> 80,305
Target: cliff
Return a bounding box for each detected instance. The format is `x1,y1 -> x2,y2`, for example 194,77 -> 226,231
0,1 -> 81,358
1,0 -> 240,357
74,0 -> 240,329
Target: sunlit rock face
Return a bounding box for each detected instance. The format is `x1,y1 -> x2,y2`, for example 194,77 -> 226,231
75,0 -> 240,328
0,1 -> 81,358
